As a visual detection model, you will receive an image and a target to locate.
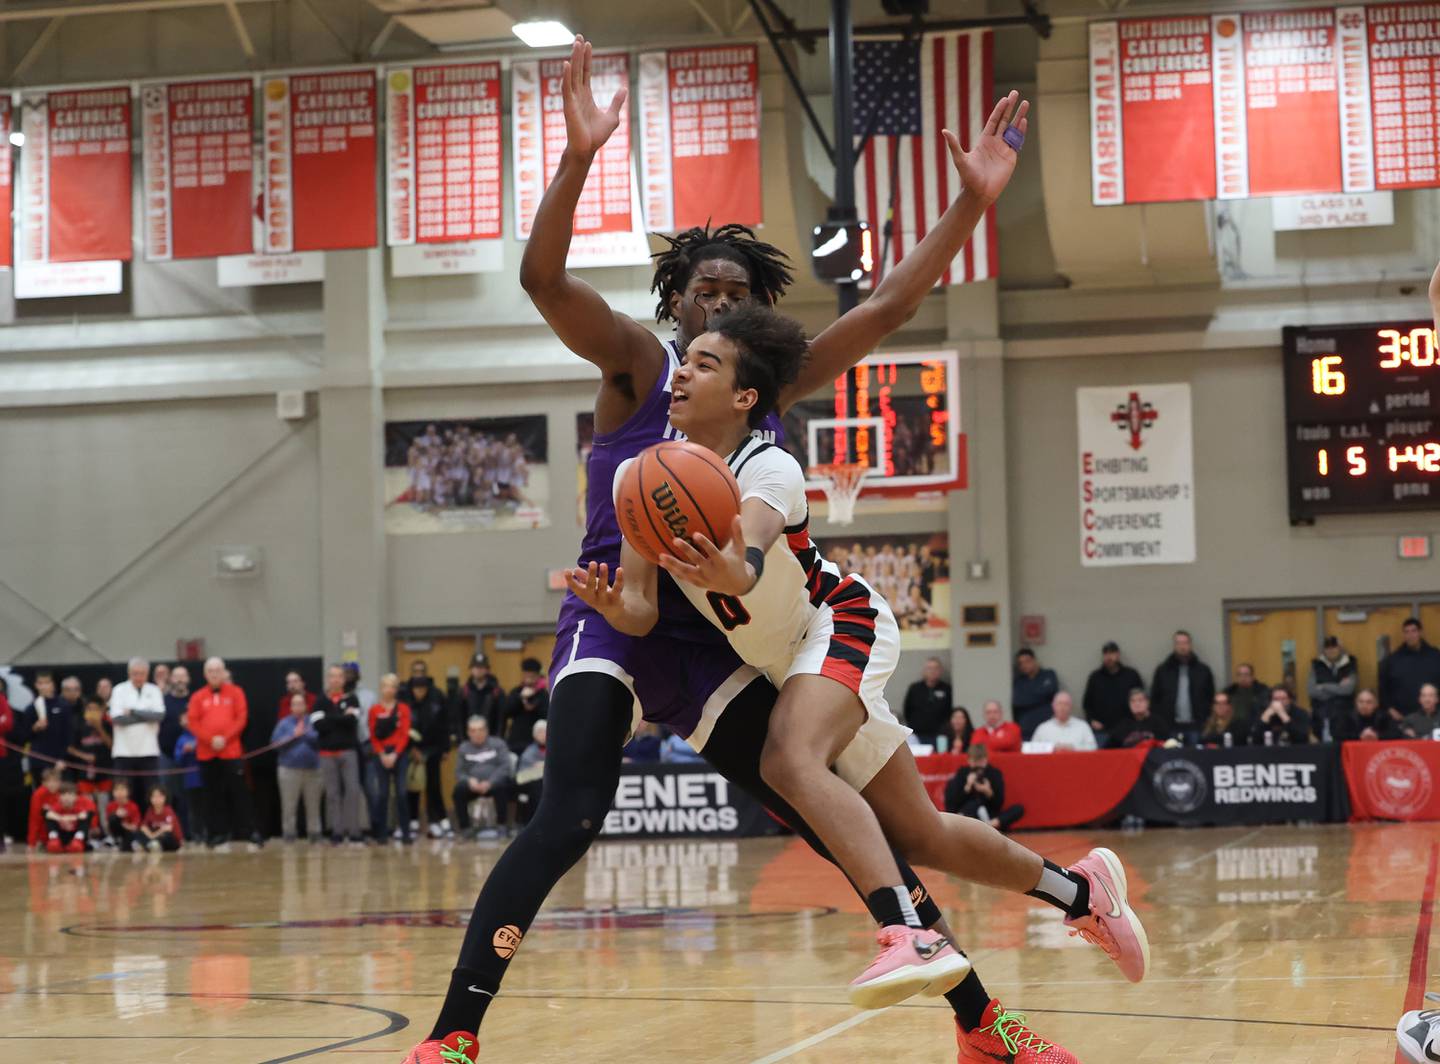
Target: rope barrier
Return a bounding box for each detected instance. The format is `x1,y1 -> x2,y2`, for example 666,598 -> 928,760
0,735 -> 297,778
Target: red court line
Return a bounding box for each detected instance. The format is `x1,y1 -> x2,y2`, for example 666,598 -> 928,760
1398,842 -> 1439,1064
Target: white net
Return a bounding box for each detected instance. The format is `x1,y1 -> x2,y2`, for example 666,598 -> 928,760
809,463 -> 870,525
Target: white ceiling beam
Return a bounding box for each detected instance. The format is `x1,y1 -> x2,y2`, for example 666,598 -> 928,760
224,0 -> 256,58
0,0 -> 273,23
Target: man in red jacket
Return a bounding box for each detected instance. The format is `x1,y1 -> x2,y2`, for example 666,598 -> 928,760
188,656 -> 260,852
971,699 -> 1023,754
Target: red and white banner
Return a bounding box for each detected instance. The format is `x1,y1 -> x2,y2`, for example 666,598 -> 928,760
638,45 -> 762,231
0,96 -> 11,269
1369,2 -> 1440,190
386,62 -> 502,248
142,78 -> 254,262
262,70 -> 377,254
18,86 -> 133,263
512,53 -> 632,239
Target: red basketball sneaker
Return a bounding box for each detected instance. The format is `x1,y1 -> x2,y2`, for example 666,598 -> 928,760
45,835 -> 63,854
400,1031 -> 479,1064
65,836 -> 86,854
957,1001 -> 1078,1063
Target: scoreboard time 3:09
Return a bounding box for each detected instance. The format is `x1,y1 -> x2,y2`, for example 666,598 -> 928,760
1283,322 -> 1439,523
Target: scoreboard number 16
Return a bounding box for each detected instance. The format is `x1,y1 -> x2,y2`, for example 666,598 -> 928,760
1310,355 -> 1345,396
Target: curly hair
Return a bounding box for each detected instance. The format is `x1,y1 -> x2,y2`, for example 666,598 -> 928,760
650,223 -> 794,323
706,303 -> 809,427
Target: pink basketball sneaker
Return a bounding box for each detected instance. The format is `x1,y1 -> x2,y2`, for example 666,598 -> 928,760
848,926 -> 972,1009
400,1031 -> 479,1064
1064,846 -> 1150,983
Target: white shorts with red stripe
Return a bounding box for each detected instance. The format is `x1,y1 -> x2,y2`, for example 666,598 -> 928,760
782,574 -> 910,790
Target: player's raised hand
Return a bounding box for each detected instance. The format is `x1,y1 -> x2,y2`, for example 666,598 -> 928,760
943,90 -> 1029,205
1429,259 -> 1440,335
660,517 -> 753,596
562,36 -> 627,159
566,561 -> 625,614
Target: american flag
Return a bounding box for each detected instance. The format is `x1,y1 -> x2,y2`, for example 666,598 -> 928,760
853,31 -> 996,287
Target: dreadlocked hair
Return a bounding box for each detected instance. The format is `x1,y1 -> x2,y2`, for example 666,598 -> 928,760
651,222 -> 794,323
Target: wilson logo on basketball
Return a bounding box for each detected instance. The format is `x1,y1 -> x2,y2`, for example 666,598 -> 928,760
493,924 -> 523,959
1363,748 -> 1433,818
649,481 -> 689,540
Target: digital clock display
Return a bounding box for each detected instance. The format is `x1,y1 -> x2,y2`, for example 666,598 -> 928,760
1284,322 -> 1440,522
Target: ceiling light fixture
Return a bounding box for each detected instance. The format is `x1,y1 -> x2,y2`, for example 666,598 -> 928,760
511,19 -> 574,48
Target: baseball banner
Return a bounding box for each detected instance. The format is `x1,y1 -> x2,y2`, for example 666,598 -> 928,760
637,45 -> 762,232
142,78 -> 254,262
385,62 -> 502,249
262,70 -> 377,254
1077,383 -> 1195,567
18,87 -> 133,263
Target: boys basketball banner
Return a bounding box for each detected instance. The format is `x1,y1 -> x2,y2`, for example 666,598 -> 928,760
385,62 -> 503,248
18,87 -> 133,263
262,70 -> 377,254
1091,2 -> 1440,204
141,78 -> 254,262
637,45 -> 762,231
1077,383 -> 1195,567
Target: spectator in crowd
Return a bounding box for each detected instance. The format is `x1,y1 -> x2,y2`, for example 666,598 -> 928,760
69,696 -> 113,799
277,671 -> 317,717
946,707 -> 974,754
452,716 -> 515,839
108,657 -> 166,794
172,725 -> 206,844
1251,687 -> 1313,746
971,699 -> 1022,753
1308,637 -> 1358,729
943,744 -> 1023,832
139,784 -> 183,852
95,676 -> 114,712
343,663 -> 378,716
1200,692 -> 1247,747
1403,683 -> 1440,740
661,727 -> 705,763
1151,630 -> 1215,739
1222,662 -> 1271,728
1111,688 -> 1172,748
272,692 -> 322,843
27,766 -> 62,849
105,780 -> 142,852
1012,648 -> 1060,739
44,781 -> 95,853
502,659 -> 549,755
1082,641 -> 1143,740
0,676 -> 32,847
903,657 -> 953,748
408,660 -> 455,839
28,674 -> 77,779
455,654 -> 505,737
158,665 -> 190,822
1031,692 -> 1098,751
315,664 -> 365,845
623,721 -> 663,763
340,663 -> 375,836
188,656 -> 259,852
152,663 -> 171,693
1341,688 -> 1400,742
369,673 -> 413,845
1381,618 -> 1440,721
516,720 -> 547,825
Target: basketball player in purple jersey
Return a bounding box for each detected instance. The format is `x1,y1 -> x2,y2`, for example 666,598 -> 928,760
404,36 -> 1040,1064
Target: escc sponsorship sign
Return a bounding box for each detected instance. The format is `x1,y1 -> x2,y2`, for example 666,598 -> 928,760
602,764 -> 780,839
1129,746 -> 1349,825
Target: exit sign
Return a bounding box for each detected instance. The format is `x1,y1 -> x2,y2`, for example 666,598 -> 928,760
1399,536 -> 1432,560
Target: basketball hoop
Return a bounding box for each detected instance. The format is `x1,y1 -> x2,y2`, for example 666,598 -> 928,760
809,462 -> 870,525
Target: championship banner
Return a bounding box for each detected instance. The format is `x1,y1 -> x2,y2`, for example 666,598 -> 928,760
262,70 -> 377,254
1128,746 -> 1348,826
1077,383 -> 1195,567
385,62 -> 502,250
0,95 -> 11,269
1343,740 -> 1440,821
142,78 -> 254,262
512,53 -> 632,240
638,45 -> 761,232
601,763 -> 781,839
18,87 -> 133,263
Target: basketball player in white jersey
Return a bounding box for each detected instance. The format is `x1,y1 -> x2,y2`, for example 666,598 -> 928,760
571,304 -> 1150,1019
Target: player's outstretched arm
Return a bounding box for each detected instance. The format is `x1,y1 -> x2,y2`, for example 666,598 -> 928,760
519,36 -> 660,379
566,547 -> 658,637
782,92 -> 1030,411
1430,259 -> 1440,334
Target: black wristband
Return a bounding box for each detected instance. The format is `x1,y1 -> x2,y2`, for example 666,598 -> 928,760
744,546 -> 765,585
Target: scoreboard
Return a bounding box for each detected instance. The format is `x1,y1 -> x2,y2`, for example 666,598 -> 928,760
1284,321 -> 1440,522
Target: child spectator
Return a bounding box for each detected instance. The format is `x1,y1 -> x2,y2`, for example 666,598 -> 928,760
69,696 -> 114,801
368,673 -> 413,844
106,780 -> 142,852
28,766 -> 62,849
172,728 -> 206,845
139,785 -> 183,852
44,781 -> 95,853
272,692 -> 323,842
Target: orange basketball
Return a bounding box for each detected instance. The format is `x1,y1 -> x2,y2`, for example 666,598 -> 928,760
617,441 -> 741,565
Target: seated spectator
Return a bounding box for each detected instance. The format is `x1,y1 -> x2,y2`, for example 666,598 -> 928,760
1308,636 -> 1357,732
1152,630 -> 1215,738
1012,648 -> 1060,739
1340,688 -> 1401,742
369,673 -> 414,845
272,692 -> 323,843
502,659 -> 549,756
1082,641 -> 1143,742
661,728 -> 705,763
43,781 -> 94,854
945,707 -> 974,754
452,716 -> 515,839
27,766 -> 62,849
69,696 -> 113,800
1223,663 -> 1271,728
516,720 -> 547,825
139,785 -> 183,852
105,780 -> 142,852
1030,692 -> 1097,751
903,657 -> 953,748
943,744 -> 1023,833
972,700 -> 1021,753
623,722 -> 663,763
1404,683 -> 1440,740
1110,688 -> 1172,748
1251,688 -> 1313,745
1200,693 -> 1247,747
172,728 -> 206,845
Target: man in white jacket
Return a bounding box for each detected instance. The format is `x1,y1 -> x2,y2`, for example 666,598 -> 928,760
1030,693 -> 1098,752
108,657 -> 167,792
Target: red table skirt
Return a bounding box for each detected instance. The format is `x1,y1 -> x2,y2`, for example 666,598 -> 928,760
916,748 -> 1151,829
1342,740 -> 1440,821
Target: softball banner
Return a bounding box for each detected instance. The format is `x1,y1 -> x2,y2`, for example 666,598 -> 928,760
142,78 -> 254,261
637,45 -> 762,232
261,70 -> 377,254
